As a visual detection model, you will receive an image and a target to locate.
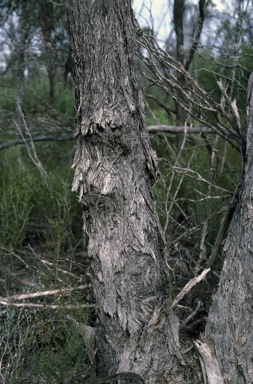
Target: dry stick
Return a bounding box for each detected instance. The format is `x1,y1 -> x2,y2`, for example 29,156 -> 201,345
163,125 -> 193,234
28,245 -> 80,280
197,134 -> 220,272
182,300 -> 202,326
0,284 -> 89,302
147,269 -> 210,331
15,103 -> 48,181
168,268 -> 210,311
144,99 -> 160,124
164,143 -> 196,234
0,134 -> 73,151
39,258 -> 80,279
145,93 -> 175,116
0,301 -> 95,310
148,125 -> 214,133
138,37 -> 213,112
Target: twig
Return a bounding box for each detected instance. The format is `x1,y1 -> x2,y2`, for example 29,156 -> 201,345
0,301 -> 95,310
15,103 -> 48,182
0,285 -> 89,302
0,134 -> 74,151
182,300 -> 202,326
162,159 -> 233,195
39,257 -> 80,279
169,268 -> 210,310
204,181 -> 239,269
148,125 -> 214,133
196,133 -> 220,272
147,269 -> 210,331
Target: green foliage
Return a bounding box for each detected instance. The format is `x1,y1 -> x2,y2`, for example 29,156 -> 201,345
24,310 -> 91,383
46,178 -> 78,260
0,148 -> 32,252
0,142 -> 82,260
0,307 -> 92,384
26,318 -> 87,384
0,307 -> 17,335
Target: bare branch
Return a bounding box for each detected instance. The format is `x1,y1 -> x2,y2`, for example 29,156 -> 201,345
0,285 -> 89,302
169,268 -> 210,310
161,159 -> 234,195
0,301 -> 95,309
0,134 -> 73,151
148,125 -> 214,133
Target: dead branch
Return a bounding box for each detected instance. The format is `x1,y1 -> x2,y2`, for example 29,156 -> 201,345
0,134 -> 73,151
0,301 -> 95,309
135,29 -> 242,150
170,268 -> 210,310
145,93 -> 175,116
148,125 -> 214,133
206,193 -> 238,268
162,159 -> 233,194
147,269 -> 210,331
15,103 -> 48,180
182,300 -> 202,326
0,284 -> 89,302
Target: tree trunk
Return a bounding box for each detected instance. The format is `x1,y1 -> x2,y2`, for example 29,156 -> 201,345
66,1 -> 181,382
173,0 -> 206,150
173,0 -> 187,150
39,0 -> 56,105
204,74 -> 253,383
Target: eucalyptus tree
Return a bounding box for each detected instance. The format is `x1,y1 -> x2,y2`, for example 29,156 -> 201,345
65,0 -> 183,382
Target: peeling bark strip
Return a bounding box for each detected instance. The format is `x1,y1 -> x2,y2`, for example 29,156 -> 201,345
204,73 -> 253,383
66,1 -> 180,382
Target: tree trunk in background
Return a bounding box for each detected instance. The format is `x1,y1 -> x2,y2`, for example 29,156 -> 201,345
39,0 -> 56,105
66,1 -> 181,382
204,74 -> 253,383
173,0 -> 206,150
173,0 -> 188,150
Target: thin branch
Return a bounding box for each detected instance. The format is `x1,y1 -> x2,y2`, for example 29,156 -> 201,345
169,268 -> 210,310
0,301 -> 95,309
145,93 -> 176,116
0,285 -> 89,302
0,134 -> 74,151
148,125 -> 214,133
136,30 -> 242,148
206,189 -> 239,268
182,300 -> 202,326
161,159 -> 233,194
15,104 -> 47,180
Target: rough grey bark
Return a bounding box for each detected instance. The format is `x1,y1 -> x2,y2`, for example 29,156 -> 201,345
204,73 -> 253,383
66,1 -> 181,382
